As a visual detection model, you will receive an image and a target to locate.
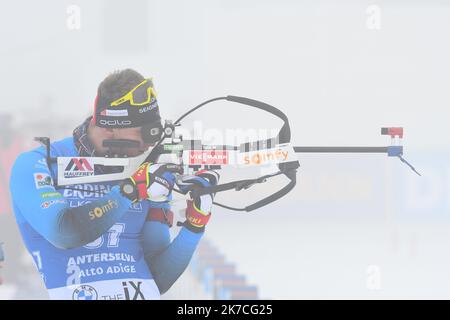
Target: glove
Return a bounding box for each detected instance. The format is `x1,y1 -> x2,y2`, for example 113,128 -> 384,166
120,162 -> 183,203
177,170 -> 220,233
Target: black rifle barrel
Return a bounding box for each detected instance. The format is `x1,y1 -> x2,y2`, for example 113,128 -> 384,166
293,146 -> 389,153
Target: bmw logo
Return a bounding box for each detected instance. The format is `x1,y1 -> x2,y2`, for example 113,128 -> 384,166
72,285 -> 98,300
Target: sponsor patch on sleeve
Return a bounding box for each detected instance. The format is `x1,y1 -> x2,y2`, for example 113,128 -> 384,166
40,199 -> 66,209
40,192 -> 63,199
34,173 -> 54,189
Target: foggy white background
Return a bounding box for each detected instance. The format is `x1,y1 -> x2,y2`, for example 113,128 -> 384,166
1,0 -> 450,299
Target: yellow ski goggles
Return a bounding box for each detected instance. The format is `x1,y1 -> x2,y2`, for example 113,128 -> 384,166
110,78 -> 158,107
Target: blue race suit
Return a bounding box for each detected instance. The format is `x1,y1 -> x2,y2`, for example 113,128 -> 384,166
9,137 -> 203,300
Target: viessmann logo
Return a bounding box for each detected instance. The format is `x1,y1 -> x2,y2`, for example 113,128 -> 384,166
64,158 -> 94,178
189,150 -> 229,165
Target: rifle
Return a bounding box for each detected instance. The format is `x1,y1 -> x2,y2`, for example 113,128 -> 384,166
35,96 -> 420,212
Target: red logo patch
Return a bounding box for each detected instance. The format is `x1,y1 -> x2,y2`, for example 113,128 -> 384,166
189,150 -> 228,165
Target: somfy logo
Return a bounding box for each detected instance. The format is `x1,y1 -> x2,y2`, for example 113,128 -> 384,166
88,200 -> 119,220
